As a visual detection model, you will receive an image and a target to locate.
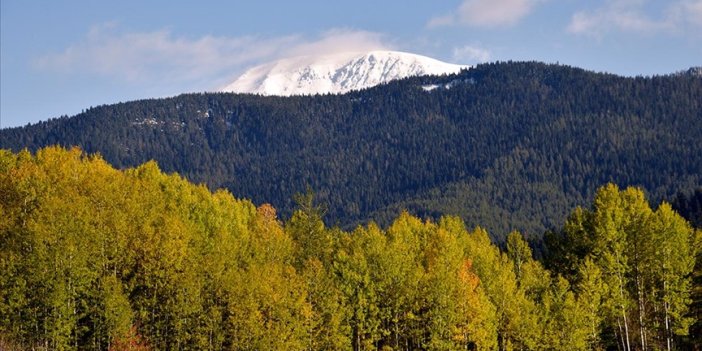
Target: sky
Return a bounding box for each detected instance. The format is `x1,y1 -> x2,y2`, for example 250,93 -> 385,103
1,0 -> 701,128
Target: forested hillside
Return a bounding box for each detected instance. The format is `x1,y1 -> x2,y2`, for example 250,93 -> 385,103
673,188 -> 702,229
2,62 -> 701,239
1,147 -> 699,350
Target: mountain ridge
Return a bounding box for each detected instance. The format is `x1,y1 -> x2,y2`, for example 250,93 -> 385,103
221,50 -> 469,96
2,61 -> 701,239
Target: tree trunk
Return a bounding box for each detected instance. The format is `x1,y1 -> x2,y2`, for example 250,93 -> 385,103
617,318 -> 625,351
637,274 -> 647,351
622,308 -> 631,351
664,299 -> 672,351
618,268 -> 631,351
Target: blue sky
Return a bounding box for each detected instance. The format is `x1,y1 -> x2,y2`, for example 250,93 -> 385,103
2,0 -> 701,128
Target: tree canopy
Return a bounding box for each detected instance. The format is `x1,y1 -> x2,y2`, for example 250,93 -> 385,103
1,147 -> 699,350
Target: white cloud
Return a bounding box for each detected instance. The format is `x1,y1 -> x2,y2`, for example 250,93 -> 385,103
568,0 -> 702,37
452,45 -> 491,63
668,0 -> 702,27
428,0 -> 544,28
284,29 -> 392,57
427,15 -> 454,28
34,24 -> 392,89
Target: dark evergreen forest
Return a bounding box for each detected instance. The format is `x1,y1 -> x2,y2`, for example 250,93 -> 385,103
2,62 -> 701,240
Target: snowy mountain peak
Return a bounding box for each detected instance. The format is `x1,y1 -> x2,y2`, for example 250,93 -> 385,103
221,51 -> 469,96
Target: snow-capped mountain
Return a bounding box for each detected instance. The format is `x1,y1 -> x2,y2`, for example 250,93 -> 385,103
221,50 -> 469,96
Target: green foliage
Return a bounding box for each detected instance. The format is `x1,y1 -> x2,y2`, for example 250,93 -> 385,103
548,184 -> 699,350
0,148 -> 698,350
576,257 -> 606,350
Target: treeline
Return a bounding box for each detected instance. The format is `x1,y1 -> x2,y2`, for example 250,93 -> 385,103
1,147 -> 700,350
672,188 -> 702,229
2,62 -> 701,239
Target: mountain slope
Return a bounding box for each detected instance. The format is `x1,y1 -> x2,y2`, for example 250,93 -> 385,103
2,62 -> 701,239
221,50 -> 468,95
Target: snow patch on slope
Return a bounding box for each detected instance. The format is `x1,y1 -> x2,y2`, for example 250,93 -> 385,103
221,51 -> 469,96
421,77 -> 476,92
